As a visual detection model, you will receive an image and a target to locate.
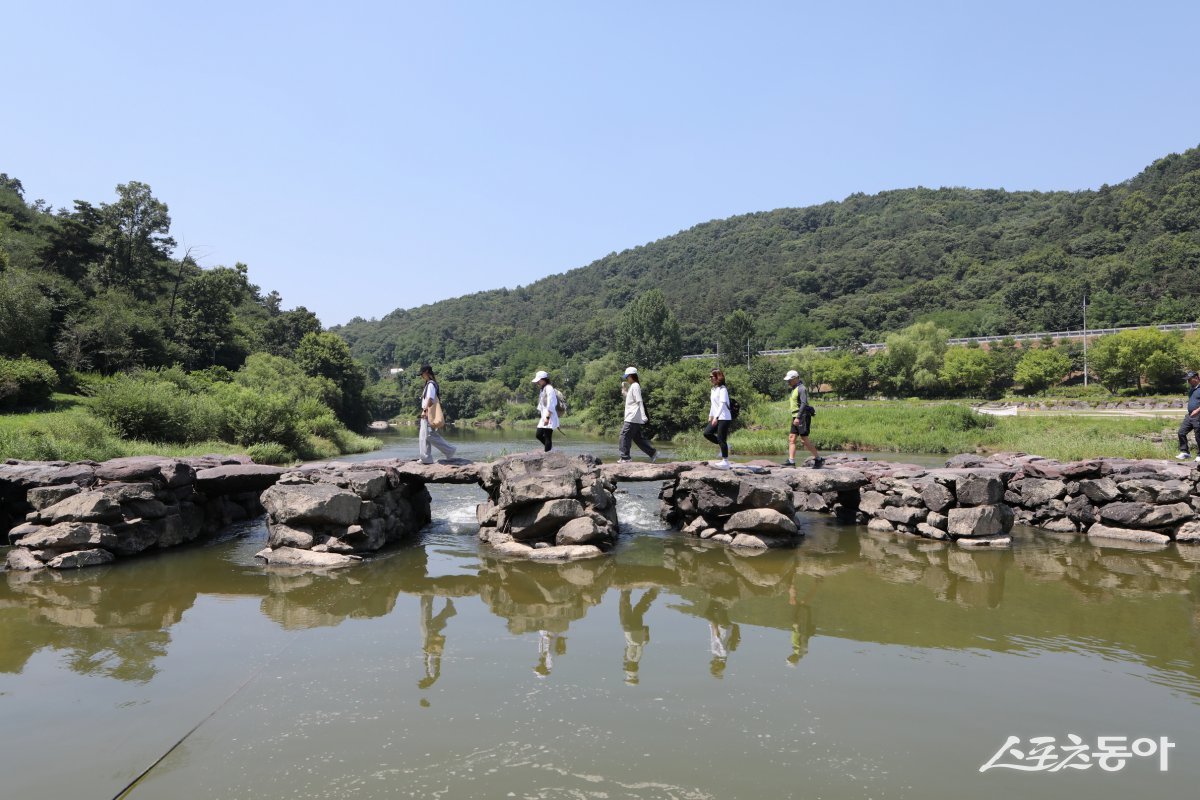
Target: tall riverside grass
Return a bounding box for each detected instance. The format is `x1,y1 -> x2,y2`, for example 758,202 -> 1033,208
670,402 -> 1173,462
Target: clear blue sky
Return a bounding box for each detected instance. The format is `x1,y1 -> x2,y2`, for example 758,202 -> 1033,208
5,1 -> 1199,326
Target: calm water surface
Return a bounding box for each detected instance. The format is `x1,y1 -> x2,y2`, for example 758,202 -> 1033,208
2,430 -> 1198,799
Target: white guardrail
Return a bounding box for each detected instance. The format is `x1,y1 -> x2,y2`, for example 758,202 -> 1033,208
681,322 -> 1200,361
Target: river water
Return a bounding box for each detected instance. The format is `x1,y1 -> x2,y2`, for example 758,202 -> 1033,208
2,430 -> 1199,799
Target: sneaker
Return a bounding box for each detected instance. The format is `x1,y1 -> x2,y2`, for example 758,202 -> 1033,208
781,459 -> 796,467
1178,452 -> 1191,460
813,457 -> 825,469
617,457 -> 632,463
715,459 -> 731,469
445,446 -> 457,460
649,452 -> 658,463
1195,455 -> 1200,463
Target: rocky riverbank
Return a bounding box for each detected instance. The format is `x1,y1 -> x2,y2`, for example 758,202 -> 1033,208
4,451 -> 1200,572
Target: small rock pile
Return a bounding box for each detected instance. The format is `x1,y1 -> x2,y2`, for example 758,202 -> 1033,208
4,456 -> 285,571
256,462 -> 433,568
476,452 -> 618,560
948,453 -> 1200,547
659,465 -> 807,548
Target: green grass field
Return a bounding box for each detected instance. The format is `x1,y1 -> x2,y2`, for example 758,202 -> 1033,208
672,401 -> 1175,462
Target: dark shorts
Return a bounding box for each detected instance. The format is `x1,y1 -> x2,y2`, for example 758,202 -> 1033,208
790,417 -> 810,437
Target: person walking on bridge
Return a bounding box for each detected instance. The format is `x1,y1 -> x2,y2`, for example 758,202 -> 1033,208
618,367 -> 657,463
1177,371 -> 1200,462
418,365 -> 456,464
532,370 -> 559,452
782,369 -> 823,468
703,369 -> 732,469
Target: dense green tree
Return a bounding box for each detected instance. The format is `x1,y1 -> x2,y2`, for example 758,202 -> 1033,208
615,289 -> 682,368
95,181 -> 177,295
0,267 -> 55,359
1088,328 -> 1182,391
176,265 -> 253,369
1013,347 -> 1072,394
718,309 -> 756,368
295,332 -> 370,429
878,322 -> 949,396
940,346 -> 993,396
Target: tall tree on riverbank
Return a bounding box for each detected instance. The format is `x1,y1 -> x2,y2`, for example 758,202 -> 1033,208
615,289 -> 682,369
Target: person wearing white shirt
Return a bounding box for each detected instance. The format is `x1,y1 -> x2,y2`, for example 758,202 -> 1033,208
418,364 -> 456,464
532,370 -> 558,452
617,367 -> 657,463
703,368 -> 732,468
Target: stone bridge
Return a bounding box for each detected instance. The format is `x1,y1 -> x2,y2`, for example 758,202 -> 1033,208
4,450 -> 1200,572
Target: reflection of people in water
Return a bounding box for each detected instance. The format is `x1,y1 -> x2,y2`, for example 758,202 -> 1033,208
787,578 -> 820,667
418,596 -> 456,689
534,629 -> 567,678
619,588 -> 659,685
704,600 -> 740,678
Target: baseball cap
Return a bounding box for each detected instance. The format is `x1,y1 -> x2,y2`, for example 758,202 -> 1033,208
623,367 -> 638,377
784,369 -> 800,382
1187,371 -> 1199,380
531,370 -> 550,383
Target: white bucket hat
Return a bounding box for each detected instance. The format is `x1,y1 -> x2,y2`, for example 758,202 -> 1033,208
531,370 -> 550,383
623,367 -> 638,377
784,369 -> 800,382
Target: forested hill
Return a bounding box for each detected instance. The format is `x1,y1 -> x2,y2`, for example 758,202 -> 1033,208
337,145 -> 1200,369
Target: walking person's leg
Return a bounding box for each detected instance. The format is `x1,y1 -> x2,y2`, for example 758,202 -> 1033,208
1179,417 -> 1193,455
716,420 -> 730,460
618,422 -> 633,460
427,425 -> 456,459
419,419 -> 434,464
630,423 -> 655,458
536,427 -> 553,452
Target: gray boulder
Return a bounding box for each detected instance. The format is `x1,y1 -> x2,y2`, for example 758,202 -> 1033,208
261,483 -> 362,526
526,544 -> 604,561
725,508 -> 798,536
255,545 -> 359,568
1018,478 -> 1067,506
730,533 -> 793,549
953,473 -> 1005,506
46,548 -> 115,569
1087,523 -> 1171,546
1100,501 -> 1192,529
95,457 -> 195,488
16,521 -> 117,552
504,498 -> 586,541
556,516 -> 601,546
1078,478 -> 1121,503
195,464 -> 287,494
876,505 -> 927,526
37,491 -> 120,524
920,482 -> 954,513
5,547 -> 45,571
26,485 -> 81,510
947,505 -> 1005,537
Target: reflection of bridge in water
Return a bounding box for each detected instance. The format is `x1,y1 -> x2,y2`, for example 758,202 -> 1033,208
3,521 -> 1199,692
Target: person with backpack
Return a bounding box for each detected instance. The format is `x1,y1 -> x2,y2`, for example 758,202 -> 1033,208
418,364 -> 457,464
532,370 -> 559,452
618,367 -> 657,463
782,369 -> 824,468
703,368 -> 732,468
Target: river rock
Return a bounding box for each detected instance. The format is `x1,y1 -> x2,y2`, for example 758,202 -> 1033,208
1086,523 -> 1171,546
195,464 -> 288,494
598,461 -> 687,482
1175,521 -> 1200,542
46,548 -> 115,569
876,505 -> 927,526
785,467 -> 869,494
730,533 -> 792,549
526,544 -> 604,561
15,521 -> 117,552
261,483 -> 362,526
95,456 -> 195,488
725,508 -> 798,535
867,518 -> 894,533
392,459 -> 485,484
491,452 -> 585,508
1117,479 -> 1190,504
556,516 -> 601,546
858,490 -> 888,515
947,505 -> 1005,537
957,535 -> 1012,548
920,482 -> 954,513
916,522 -> 949,540
1100,501 -> 1192,529
255,545 -> 359,568
735,478 -> 794,514
268,523 -> 316,549
953,473 -> 1005,506
1040,517 -> 1079,533
5,547 -> 45,571
926,512 -> 948,531
26,484 -> 82,510
1017,478 -> 1067,506
504,498 -> 586,540
36,491 -> 121,524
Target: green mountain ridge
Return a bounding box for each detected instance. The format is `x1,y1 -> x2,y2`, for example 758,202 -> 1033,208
336,145 -> 1200,372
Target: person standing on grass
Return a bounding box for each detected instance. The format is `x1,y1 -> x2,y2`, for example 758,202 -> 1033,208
618,367 -> 657,463
532,370 -> 558,452
1177,370 -> 1200,461
703,368 -> 732,469
418,364 -> 457,464
782,369 -> 824,468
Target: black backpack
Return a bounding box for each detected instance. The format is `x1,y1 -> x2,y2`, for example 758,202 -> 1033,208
728,393 -> 741,421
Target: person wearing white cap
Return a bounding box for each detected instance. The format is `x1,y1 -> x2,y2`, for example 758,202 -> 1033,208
783,369 -> 823,468
618,367 -> 657,463
532,370 -> 558,452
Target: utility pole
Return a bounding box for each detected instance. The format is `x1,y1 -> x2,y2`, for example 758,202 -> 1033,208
746,338 -> 751,370
1082,293 -> 1089,387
